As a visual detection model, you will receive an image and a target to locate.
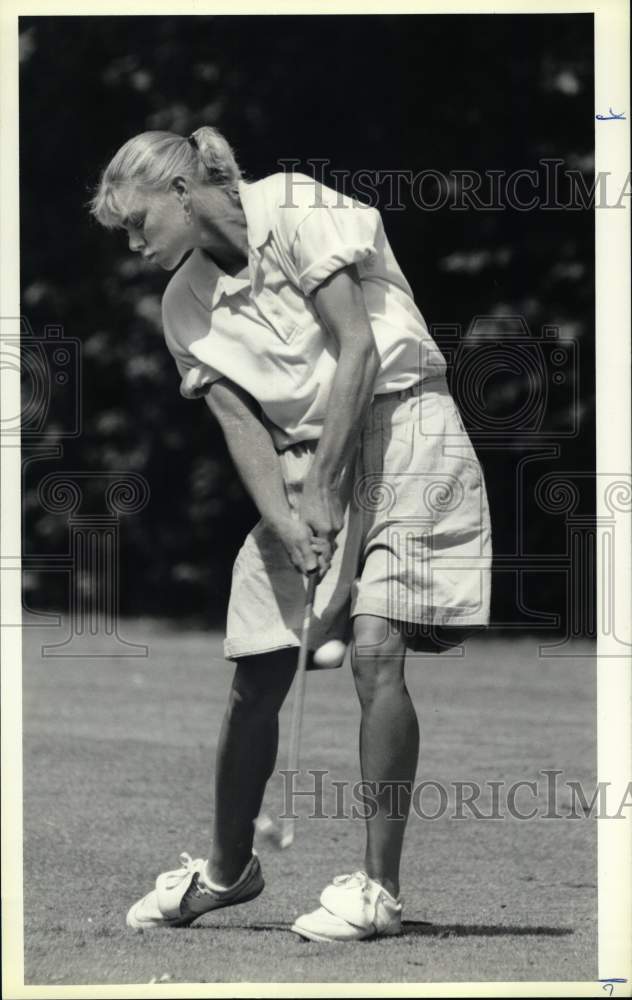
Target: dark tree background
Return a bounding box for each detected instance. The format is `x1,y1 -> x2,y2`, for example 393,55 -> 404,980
19,14 -> 595,632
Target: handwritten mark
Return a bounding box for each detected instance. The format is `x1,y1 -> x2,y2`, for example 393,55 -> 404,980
596,108 -> 626,120
598,979 -> 627,997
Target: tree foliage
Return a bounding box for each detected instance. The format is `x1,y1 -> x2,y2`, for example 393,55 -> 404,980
20,14 -> 594,628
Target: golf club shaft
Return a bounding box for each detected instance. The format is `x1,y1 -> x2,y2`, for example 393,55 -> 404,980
287,571 -> 317,771
282,572 -> 317,844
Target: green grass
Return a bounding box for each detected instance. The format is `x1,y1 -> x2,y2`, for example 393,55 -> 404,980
22,620 -> 596,985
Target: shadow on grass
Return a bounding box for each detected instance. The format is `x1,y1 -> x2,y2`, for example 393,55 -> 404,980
401,921 -> 574,938
197,921 -> 574,939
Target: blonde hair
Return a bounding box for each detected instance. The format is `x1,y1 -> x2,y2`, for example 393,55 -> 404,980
88,127 -> 242,229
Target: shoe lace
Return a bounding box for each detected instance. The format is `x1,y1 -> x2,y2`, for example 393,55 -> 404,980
162,852 -> 204,891
331,871 -> 401,904
332,871 -> 370,890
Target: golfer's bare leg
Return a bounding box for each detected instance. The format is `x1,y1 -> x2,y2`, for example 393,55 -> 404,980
351,614 -> 419,900
208,649 -> 297,886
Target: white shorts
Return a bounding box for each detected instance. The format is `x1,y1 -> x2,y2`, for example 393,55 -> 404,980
224,376 -> 492,660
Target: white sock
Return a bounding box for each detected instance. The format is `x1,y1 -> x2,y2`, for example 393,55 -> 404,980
200,859 -> 250,892
200,862 -> 230,892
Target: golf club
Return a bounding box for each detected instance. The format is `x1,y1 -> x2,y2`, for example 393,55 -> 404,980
255,571 -> 318,850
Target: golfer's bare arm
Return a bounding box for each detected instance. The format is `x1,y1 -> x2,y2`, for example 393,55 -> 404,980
301,265 -> 380,530
203,264 -> 379,560
203,379 -> 317,573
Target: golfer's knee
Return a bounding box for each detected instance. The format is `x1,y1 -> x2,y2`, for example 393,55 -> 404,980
229,650 -> 296,719
351,618 -> 406,691
351,639 -> 406,705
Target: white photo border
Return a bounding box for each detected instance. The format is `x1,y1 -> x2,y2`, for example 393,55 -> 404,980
1,1 -> 630,997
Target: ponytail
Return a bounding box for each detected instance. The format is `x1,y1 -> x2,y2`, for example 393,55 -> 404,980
187,126 -> 241,195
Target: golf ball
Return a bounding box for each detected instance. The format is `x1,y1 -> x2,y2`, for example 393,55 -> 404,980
313,639 -> 347,668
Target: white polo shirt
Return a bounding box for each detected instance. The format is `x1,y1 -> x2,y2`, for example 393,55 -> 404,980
161,172 -> 446,449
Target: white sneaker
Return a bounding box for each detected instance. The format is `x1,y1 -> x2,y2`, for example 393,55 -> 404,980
291,871 -> 403,942
126,851 -> 264,930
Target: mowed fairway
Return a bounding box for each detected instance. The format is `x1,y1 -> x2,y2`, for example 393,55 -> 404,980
21,620 -> 596,986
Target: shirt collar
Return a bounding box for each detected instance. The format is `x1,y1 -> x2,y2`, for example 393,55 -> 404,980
184,179 -> 272,309
186,249 -> 249,310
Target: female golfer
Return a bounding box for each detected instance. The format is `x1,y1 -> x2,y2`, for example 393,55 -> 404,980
89,127 -> 491,942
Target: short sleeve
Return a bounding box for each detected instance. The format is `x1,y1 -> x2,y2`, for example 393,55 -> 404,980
290,200 -> 381,296
161,275 -> 222,400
